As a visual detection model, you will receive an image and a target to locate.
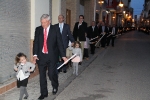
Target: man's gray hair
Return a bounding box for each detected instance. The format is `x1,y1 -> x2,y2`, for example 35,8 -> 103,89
40,14 -> 51,21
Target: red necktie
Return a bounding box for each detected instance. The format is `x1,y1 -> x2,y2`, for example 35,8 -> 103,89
43,28 -> 48,53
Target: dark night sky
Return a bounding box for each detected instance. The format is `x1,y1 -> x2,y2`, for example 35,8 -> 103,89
130,0 -> 144,17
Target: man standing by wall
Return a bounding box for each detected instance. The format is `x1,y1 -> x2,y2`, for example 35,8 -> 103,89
55,15 -> 75,73
33,14 -> 67,100
73,15 -> 87,60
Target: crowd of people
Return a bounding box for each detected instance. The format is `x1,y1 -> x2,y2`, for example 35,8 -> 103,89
14,14 -> 124,100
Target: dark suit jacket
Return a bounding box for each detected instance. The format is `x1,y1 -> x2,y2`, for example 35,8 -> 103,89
73,21 -> 87,41
55,23 -> 75,49
87,26 -> 99,39
110,27 -> 118,35
99,26 -> 108,35
33,25 -> 66,63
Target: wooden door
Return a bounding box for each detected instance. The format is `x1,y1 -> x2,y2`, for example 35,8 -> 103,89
66,9 -> 71,26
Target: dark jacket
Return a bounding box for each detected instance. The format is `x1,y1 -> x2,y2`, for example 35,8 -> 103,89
87,26 -> 99,39
73,21 -> 87,41
55,23 -> 75,49
33,25 -> 66,63
99,26 -> 108,35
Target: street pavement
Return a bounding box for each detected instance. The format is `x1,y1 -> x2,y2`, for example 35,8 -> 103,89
54,31 -> 150,100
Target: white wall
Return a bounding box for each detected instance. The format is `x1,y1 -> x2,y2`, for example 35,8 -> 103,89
35,0 -> 49,27
52,0 -> 61,24
0,0 -> 31,83
31,0 -> 49,39
80,4 -> 84,15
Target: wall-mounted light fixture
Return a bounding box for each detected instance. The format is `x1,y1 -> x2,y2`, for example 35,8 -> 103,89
98,0 -> 104,4
119,0 -> 124,7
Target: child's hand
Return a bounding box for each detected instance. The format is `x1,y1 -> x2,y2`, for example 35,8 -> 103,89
14,68 -> 18,71
28,69 -> 32,72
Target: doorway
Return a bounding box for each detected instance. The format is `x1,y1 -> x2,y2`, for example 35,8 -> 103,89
66,9 -> 71,26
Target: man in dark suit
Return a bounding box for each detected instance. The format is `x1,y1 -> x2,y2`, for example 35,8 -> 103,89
106,24 -> 112,46
87,21 -> 99,54
99,22 -> 108,48
33,14 -> 67,100
73,15 -> 87,59
55,15 -> 75,73
96,21 -> 102,48
109,24 -> 118,47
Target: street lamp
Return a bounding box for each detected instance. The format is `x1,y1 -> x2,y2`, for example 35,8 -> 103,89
98,0 -> 104,21
119,0 -> 124,7
98,0 -> 104,4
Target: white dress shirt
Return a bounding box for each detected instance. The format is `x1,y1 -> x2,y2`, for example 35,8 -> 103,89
59,23 -> 64,33
112,27 -> 115,35
92,26 -> 95,31
78,21 -> 83,28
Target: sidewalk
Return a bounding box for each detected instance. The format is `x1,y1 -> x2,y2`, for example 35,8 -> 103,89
0,48 -> 103,100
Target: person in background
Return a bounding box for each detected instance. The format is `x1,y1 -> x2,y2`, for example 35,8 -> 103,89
106,24 -> 112,46
55,15 -> 74,73
14,53 -> 35,100
96,20 -> 102,48
118,25 -> 123,35
83,33 -> 89,60
108,24 -> 118,47
87,21 -> 99,54
66,41 -> 73,68
73,15 -> 87,61
99,22 -> 108,48
71,41 -> 82,76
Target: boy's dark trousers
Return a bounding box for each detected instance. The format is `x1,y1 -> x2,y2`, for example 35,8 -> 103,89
100,35 -> 107,47
90,44 -> 95,54
83,48 -> 89,58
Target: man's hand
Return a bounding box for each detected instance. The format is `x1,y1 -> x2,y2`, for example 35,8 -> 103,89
71,43 -> 74,47
62,57 -> 68,64
33,56 -> 39,64
14,68 -> 18,71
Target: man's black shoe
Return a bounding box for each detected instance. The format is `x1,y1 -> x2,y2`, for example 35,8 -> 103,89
79,62 -> 82,65
52,88 -> 58,95
38,95 -> 48,100
63,70 -> 67,73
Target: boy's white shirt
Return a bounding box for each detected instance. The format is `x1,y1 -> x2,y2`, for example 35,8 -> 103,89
68,41 -> 73,50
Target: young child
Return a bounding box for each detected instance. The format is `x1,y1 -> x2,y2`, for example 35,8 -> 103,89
83,33 -> 89,60
66,41 -> 73,68
71,41 -> 82,76
14,53 -> 35,100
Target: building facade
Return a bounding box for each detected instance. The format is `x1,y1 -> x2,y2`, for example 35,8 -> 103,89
140,0 -> 150,26
0,0 -> 97,94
